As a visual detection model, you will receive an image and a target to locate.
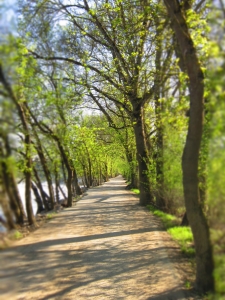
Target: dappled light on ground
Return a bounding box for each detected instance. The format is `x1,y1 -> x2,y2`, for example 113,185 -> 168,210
0,176 -> 187,300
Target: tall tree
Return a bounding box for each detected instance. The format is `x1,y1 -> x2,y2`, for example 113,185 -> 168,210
163,0 -> 214,292
0,63 -> 37,226
19,0 -> 170,205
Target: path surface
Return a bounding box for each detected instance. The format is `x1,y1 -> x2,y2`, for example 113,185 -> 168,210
0,176 -> 188,300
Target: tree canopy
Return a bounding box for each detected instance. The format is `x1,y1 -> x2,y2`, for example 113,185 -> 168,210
0,0 -> 225,296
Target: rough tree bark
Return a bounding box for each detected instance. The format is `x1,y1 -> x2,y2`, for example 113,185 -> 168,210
3,134 -> 26,220
33,167 -> 50,210
0,180 -> 16,230
31,181 -> 44,213
31,125 -> 55,209
133,106 -> 153,206
0,64 -> 36,226
163,0 -> 214,292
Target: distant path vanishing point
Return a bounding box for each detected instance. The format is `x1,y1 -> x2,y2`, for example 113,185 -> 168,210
0,176 -> 189,300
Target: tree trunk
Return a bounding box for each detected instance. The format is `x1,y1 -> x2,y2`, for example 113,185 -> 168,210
198,115 -> 210,206
0,182 -> 16,230
88,156 -> 92,187
61,160 -> 67,184
125,150 -> 138,189
133,107 -> 153,206
4,135 -> 26,220
1,158 -> 23,225
181,211 -> 189,226
33,167 -> 50,210
154,25 -> 166,210
84,144 -> 93,187
9,174 -> 26,220
73,167 -> 82,196
31,181 -> 44,213
24,132 -> 36,225
155,96 -> 165,209
32,127 -> 55,209
82,164 -> 89,188
67,167 -> 73,207
0,67 -> 36,226
164,0 -> 214,292
55,141 -> 81,206
54,164 -> 60,203
1,135 -> 25,224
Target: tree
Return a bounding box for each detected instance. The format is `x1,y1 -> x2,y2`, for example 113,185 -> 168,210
163,0 -> 214,292
19,0 -> 171,206
0,60 -> 37,226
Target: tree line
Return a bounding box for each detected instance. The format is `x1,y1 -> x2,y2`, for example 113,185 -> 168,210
0,0 -> 225,295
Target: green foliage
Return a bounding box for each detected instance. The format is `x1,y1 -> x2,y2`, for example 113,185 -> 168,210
10,230 -> 23,240
147,205 -> 179,229
185,281 -> 191,289
168,227 -> 195,257
131,188 -> 140,194
153,94 -> 187,213
46,212 -> 57,220
147,205 -> 194,257
213,254 -> 225,297
1,1 -> 224,296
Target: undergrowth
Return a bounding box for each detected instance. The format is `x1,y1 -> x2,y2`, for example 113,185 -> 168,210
146,204 -> 225,299
168,227 -> 195,257
46,212 -> 57,219
131,188 -> 140,195
10,230 -> 23,240
146,204 -> 195,257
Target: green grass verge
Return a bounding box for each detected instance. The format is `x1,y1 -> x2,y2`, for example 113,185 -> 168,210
168,227 -> 195,257
46,212 -> 57,219
147,204 -> 195,257
147,205 -> 225,298
10,230 -> 23,240
131,188 -> 140,194
213,255 -> 225,299
130,189 -> 225,297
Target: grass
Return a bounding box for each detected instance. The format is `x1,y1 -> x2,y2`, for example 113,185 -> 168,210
133,189 -> 225,298
131,188 -> 140,194
168,226 -> 195,257
146,204 -> 195,257
10,230 -> 23,240
185,280 -> 191,289
213,254 -> 225,299
150,207 -> 179,229
46,212 -> 57,219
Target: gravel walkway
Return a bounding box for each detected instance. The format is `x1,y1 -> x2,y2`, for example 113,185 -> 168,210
0,176 -> 189,300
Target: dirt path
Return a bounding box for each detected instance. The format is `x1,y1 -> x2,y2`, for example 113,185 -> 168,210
0,176 -> 191,300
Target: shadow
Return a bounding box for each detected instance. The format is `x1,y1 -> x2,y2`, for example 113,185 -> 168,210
1,241 -> 184,300
4,227 -> 163,252
81,192 -> 134,201
0,175 -> 188,299
146,287 -> 187,299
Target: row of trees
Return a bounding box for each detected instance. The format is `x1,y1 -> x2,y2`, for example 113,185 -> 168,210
0,0 -> 224,295
0,39 -> 126,225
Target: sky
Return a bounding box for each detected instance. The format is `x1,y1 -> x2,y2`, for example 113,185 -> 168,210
0,0 -> 17,35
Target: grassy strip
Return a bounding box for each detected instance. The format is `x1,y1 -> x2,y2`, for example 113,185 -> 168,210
132,189 -> 225,298
147,204 -> 195,257
210,229 -> 225,299
131,189 -> 194,257
168,226 -> 195,257
130,188 -> 140,195
46,212 -> 57,219
147,205 -> 225,299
